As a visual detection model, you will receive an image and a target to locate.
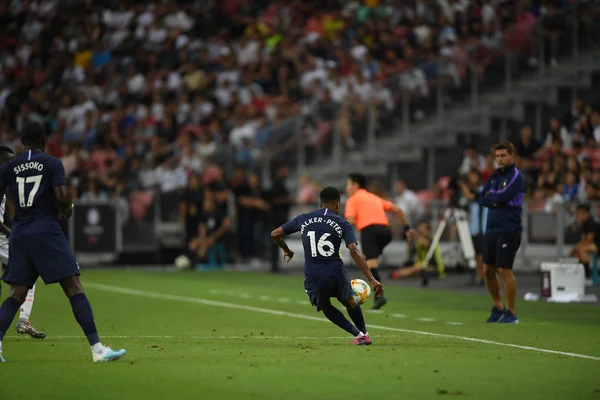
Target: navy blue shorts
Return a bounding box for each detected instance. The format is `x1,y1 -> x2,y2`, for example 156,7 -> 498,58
482,231 -> 522,269
304,268 -> 352,311
2,233 -> 80,288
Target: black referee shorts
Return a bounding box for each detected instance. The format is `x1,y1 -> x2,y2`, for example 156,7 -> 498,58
360,225 -> 392,260
482,231 -> 522,269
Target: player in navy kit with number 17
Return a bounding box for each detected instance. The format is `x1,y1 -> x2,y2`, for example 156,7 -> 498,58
0,122 -> 126,362
271,187 -> 383,345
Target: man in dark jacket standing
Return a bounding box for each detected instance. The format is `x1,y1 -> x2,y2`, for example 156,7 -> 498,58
478,142 -> 525,324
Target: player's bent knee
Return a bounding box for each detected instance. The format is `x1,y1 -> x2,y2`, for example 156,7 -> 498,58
498,268 -> 514,278
483,264 -> 496,276
59,275 -> 84,297
344,296 -> 359,309
9,285 -> 29,305
320,300 -> 333,312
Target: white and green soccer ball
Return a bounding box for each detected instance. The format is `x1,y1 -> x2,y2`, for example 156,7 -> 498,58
351,279 -> 371,304
175,254 -> 191,270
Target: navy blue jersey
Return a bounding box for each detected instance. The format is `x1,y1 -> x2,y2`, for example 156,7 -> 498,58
0,150 -> 66,238
282,208 -> 357,276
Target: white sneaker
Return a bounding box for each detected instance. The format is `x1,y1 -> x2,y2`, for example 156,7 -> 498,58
0,340 -> 5,362
92,344 -> 127,363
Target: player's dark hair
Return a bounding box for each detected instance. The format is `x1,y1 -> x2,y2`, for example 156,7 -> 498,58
0,146 -> 14,155
0,145 -> 14,163
577,204 -> 591,213
20,122 -> 46,149
320,186 -> 341,204
348,173 -> 366,189
494,141 -> 516,155
418,221 -> 431,231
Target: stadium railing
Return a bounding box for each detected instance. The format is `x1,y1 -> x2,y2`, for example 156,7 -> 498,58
225,0 -> 597,185
364,198 -> 598,270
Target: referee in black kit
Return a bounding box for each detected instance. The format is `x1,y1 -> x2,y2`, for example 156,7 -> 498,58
478,142 -> 525,324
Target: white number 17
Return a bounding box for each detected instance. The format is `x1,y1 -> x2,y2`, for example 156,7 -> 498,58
17,175 -> 43,207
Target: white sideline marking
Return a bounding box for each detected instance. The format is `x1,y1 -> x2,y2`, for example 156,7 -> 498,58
417,318 -> 435,322
277,298 -> 291,303
5,335 -> 356,340
367,309 -> 384,314
239,293 -> 251,299
391,314 -> 406,318
85,283 -> 600,361
259,296 -> 271,301
445,322 -> 463,326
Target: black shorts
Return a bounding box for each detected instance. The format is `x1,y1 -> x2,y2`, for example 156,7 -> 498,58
482,231 -> 522,269
360,225 -> 392,260
472,234 -> 484,254
304,268 -> 352,312
2,233 -> 80,288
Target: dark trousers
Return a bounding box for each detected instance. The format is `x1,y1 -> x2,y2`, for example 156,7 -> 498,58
239,217 -> 264,259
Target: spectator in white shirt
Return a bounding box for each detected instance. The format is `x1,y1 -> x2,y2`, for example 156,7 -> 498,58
180,144 -> 203,174
126,65 -> 146,95
351,74 -> 373,102
327,74 -> 348,104
236,36 -> 261,66
62,57 -> 86,84
394,180 -> 422,224
80,179 -> 109,203
544,118 -> 572,149
459,145 -> 486,176
592,112 -> 600,143
164,4 -> 193,31
542,183 -> 564,214
238,74 -> 264,106
155,158 -> 188,193
229,116 -> 258,147
350,39 -> 368,61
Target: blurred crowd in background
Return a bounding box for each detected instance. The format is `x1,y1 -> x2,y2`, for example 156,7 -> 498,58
0,0 -> 588,267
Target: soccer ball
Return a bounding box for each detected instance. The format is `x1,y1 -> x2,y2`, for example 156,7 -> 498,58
351,279 -> 371,304
175,254 -> 191,269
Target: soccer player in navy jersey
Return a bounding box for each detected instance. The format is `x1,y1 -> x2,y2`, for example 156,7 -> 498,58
0,146 -> 46,339
0,122 -> 126,362
271,187 -> 383,345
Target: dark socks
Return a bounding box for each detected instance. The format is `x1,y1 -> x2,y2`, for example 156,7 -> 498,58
322,305 -> 360,336
0,297 -> 20,341
346,304 -> 367,334
371,268 -> 382,283
69,293 -> 100,346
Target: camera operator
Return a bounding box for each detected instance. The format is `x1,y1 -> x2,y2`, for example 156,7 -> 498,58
458,170 -> 488,286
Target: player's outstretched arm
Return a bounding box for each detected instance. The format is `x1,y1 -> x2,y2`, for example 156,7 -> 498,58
347,243 -> 383,298
270,227 -> 294,262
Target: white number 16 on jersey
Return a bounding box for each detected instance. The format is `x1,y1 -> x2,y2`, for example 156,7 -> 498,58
17,175 -> 43,207
307,231 -> 335,257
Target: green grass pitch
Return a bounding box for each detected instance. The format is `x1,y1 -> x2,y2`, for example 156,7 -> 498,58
0,269 -> 599,400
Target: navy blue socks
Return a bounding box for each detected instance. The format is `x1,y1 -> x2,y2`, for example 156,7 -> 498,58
322,305 -> 360,336
346,304 -> 367,334
0,297 -> 20,341
69,293 -> 100,346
